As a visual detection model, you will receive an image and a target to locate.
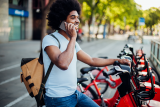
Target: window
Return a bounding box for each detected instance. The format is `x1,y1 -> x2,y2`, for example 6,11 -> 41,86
9,0 -> 24,7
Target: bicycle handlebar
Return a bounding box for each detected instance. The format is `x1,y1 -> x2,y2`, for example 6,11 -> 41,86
103,69 -> 116,77
136,54 -> 147,71
136,53 -> 145,61
124,44 -> 134,55
103,61 -> 131,77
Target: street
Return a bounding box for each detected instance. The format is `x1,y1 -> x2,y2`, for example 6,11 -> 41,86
0,36 -> 151,107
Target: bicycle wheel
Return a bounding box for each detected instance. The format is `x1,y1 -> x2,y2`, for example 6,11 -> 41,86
92,69 -> 109,94
77,83 -> 98,100
155,81 -> 160,86
151,67 -> 160,82
96,82 -> 108,94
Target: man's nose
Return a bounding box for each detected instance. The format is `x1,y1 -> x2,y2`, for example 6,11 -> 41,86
76,18 -> 80,23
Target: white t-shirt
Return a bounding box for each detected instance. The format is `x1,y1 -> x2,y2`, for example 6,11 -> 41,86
42,32 -> 81,97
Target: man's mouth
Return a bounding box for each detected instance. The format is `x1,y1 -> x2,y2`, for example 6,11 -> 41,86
75,25 -> 79,30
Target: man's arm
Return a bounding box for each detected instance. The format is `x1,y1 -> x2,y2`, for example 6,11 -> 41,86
45,37 -> 76,70
77,50 -> 131,67
45,22 -> 77,70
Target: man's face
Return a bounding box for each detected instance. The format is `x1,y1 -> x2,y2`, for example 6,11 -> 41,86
65,10 -> 80,31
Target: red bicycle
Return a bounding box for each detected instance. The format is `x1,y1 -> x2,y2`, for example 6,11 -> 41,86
77,61 -> 156,107
77,44 -> 160,106
80,45 -> 159,95
123,44 -> 160,82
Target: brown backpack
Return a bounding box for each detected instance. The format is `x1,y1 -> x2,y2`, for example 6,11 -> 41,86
20,34 -> 60,107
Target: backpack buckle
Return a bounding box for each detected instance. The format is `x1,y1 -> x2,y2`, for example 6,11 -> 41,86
41,83 -> 45,89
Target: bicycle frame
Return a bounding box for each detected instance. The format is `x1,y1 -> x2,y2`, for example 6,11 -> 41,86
92,66 -> 122,88
82,77 -> 137,107
88,68 -> 149,107
93,92 -> 137,107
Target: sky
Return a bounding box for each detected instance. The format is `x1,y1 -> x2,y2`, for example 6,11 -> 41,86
134,0 -> 160,10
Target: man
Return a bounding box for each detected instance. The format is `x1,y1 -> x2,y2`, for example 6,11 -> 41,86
42,0 -> 130,107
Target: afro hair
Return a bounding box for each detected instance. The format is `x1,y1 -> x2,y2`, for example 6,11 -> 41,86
47,0 -> 81,30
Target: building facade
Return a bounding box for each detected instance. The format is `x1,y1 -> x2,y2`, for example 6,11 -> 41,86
0,0 -> 32,43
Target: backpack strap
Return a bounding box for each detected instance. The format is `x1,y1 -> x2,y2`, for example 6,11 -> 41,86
50,33 -> 61,49
41,33 -> 61,87
42,33 -> 61,84
37,33 -> 60,107
38,33 -> 61,64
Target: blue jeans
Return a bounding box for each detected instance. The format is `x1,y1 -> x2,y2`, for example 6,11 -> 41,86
44,90 -> 99,107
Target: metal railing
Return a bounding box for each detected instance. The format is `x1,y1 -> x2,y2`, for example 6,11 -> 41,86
150,40 -> 160,74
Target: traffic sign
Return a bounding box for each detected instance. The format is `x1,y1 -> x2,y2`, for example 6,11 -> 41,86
139,17 -> 145,25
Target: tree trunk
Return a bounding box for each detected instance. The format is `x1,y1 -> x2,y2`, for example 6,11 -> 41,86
95,26 -> 99,40
41,11 -> 48,40
150,26 -> 152,35
40,10 -> 48,47
113,24 -> 115,35
95,22 -> 101,40
134,20 -> 138,31
88,14 -> 93,42
88,24 -> 91,42
95,14 -> 103,40
107,21 -> 110,36
40,0 -> 55,47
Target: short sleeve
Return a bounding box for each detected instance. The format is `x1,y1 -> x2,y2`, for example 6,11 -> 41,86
42,35 -> 59,51
75,42 -> 81,53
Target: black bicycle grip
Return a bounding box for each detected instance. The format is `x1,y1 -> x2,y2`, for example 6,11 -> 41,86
136,53 -> 146,60
103,69 -> 116,77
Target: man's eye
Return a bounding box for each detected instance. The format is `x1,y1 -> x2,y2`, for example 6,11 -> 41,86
71,16 -> 79,19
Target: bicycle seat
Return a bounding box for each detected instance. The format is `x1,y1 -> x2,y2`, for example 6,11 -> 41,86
80,67 -> 97,74
97,76 -> 106,80
77,78 -> 88,83
99,56 -> 108,59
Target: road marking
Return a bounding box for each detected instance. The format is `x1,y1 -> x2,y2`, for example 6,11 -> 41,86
0,76 -> 19,85
4,93 -> 29,107
0,64 -> 19,72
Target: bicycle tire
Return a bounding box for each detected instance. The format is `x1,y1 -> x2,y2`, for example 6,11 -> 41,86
155,81 -> 160,86
91,70 -> 109,94
151,67 -> 160,82
96,82 -> 108,94
77,83 -> 98,100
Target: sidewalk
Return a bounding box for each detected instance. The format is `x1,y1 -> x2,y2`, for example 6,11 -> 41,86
0,36 -> 100,69
0,40 -> 41,69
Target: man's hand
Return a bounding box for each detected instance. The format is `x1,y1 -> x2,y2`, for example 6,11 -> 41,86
65,22 -> 77,38
119,59 -> 131,67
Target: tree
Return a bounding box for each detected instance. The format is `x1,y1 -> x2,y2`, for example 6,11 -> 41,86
82,0 -> 100,41
106,0 -> 142,33
143,7 -> 160,35
81,0 -> 143,40
94,0 -> 107,39
40,0 -> 55,41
